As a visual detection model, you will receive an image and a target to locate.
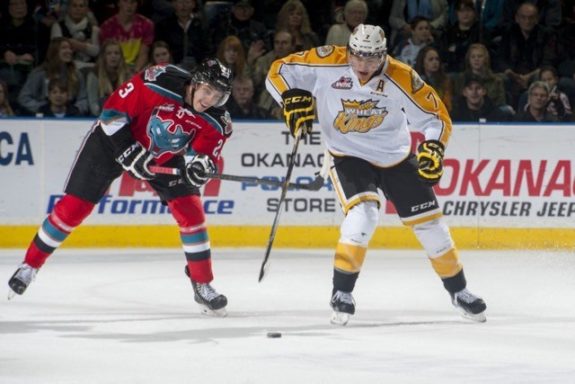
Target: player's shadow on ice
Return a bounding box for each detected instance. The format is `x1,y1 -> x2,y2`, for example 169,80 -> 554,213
0,309 -> 486,344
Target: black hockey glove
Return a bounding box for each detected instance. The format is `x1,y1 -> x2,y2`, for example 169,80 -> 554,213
115,142 -> 156,180
281,88 -> 314,137
182,154 -> 217,187
416,140 -> 445,186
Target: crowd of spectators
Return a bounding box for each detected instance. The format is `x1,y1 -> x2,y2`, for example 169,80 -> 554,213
0,0 -> 574,122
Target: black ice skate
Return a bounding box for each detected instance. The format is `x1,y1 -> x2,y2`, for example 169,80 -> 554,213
8,263 -> 38,300
330,290 -> 355,326
451,288 -> 487,322
185,266 -> 227,316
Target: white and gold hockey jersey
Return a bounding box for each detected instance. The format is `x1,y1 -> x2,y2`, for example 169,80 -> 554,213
266,46 -> 452,168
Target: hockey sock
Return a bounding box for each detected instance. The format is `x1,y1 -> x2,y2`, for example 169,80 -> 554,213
168,196 -> 213,283
333,242 -> 365,292
24,194 -> 95,268
333,268 -> 360,294
331,201 -> 377,293
441,269 -> 467,293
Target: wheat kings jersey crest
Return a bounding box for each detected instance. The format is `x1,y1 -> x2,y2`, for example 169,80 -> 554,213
266,46 -> 452,167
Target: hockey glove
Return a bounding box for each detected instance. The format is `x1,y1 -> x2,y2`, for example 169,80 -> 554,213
116,142 -> 156,180
182,154 -> 217,187
282,88 -> 314,137
416,140 -> 445,186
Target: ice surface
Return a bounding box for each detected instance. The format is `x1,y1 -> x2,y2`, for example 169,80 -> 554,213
1,248 -> 575,383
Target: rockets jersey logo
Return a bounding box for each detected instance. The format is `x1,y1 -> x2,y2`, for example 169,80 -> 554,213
331,76 -> 353,89
144,65 -> 167,82
147,104 -> 196,156
333,99 -> 388,134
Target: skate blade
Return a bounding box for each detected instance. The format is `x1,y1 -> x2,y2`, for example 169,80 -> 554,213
7,288 -> 18,301
456,307 -> 486,323
198,305 -> 228,317
330,311 -> 350,326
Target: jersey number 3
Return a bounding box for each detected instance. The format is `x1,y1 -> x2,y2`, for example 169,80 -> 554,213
118,82 -> 135,98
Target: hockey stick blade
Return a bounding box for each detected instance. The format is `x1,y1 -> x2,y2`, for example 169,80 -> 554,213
258,132 -> 304,282
149,165 -> 324,191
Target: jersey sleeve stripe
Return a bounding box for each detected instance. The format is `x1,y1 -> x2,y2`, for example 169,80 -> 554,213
199,112 -> 223,134
145,83 -> 183,102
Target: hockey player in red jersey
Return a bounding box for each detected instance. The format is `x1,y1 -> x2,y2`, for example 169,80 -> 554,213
8,59 -> 233,316
267,25 -> 486,325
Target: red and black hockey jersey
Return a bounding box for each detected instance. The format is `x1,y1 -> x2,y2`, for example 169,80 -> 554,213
98,64 -> 232,165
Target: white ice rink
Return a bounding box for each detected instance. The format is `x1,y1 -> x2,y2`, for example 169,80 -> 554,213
1,248 -> 575,384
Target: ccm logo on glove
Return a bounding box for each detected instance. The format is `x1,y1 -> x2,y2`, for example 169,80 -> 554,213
116,142 -> 155,180
281,88 -> 314,138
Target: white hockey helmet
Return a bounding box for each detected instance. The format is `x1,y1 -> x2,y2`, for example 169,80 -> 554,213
347,24 -> 387,59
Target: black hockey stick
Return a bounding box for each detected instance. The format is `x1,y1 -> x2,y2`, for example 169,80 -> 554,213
258,131 -> 305,282
149,165 -> 324,191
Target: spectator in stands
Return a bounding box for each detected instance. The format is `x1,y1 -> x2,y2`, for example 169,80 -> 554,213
389,0 -> 448,49
211,0 -> 269,54
0,80 -> 16,117
325,0 -> 368,46
518,65 -> 574,121
447,0 -> 504,43
440,0 -> 480,73
253,29 -> 296,119
148,40 -> 173,66
497,2 -> 559,103
514,81 -> 558,122
99,0 -> 154,73
452,43 -> 509,109
0,0 -> 42,106
540,65 -> 573,121
51,0 -> 100,70
33,0 -> 65,31
252,30 -> 295,93
86,39 -> 130,116
154,0 -> 209,70
275,0 -> 320,51
414,46 -> 453,111
393,16 -> 434,67
451,73 -> 512,122
216,35 -> 250,78
503,0 -> 562,30
18,37 -> 88,115
225,75 -> 268,119
38,78 -> 81,117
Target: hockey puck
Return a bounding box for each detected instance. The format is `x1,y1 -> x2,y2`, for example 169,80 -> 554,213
266,332 -> 282,338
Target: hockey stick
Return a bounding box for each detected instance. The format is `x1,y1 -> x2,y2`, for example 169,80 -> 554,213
148,165 -> 324,191
258,131 -> 305,282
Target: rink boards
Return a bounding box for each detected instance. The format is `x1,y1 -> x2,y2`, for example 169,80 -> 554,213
0,119 -> 573,249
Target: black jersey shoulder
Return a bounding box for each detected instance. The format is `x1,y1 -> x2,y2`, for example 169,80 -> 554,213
201,107 -> 233,138
140,64 -> 191,103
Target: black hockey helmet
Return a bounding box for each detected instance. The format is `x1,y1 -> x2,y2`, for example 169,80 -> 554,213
191,58 -> 233,107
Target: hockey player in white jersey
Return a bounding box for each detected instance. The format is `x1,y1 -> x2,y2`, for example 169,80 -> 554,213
266,24 -> 486,325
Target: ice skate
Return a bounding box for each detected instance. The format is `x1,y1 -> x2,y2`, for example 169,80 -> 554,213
191,281 -> 228,316
185,265 -> 227,316
451,288 -> 487,322
330,290 -> 355,326
8,263 -> 38,300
